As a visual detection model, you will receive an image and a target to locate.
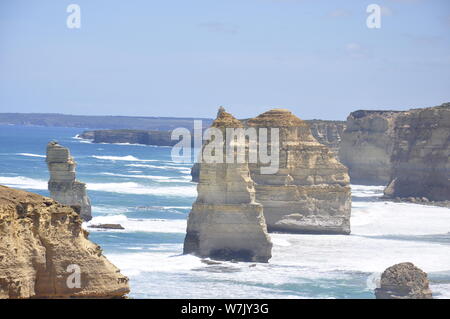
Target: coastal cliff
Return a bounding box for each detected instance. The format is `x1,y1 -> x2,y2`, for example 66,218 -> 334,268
0,185 -> 129,299
184,109 -> 273,262
47,142 -> 92,221
306,120 -> 346,154
79,129 -> 177,146
339,110 -> 401,185
384,103 -> 450,201
247,109 -> 351,234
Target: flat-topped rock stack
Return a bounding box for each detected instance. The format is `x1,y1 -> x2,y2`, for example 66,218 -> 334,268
375,262 -> 433,299
46,141 -> 92,221
247,109 -> 351,234
183,109 -> 273,262
0,185 -> 129,299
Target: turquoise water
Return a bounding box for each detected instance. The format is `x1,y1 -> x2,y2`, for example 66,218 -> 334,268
1,125 -> 450,299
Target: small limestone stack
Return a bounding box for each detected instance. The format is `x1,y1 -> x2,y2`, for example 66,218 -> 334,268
184,108 -> 272,262
46,141 -> 92,221
0,185 -> 129,299
247,109 -> 351,234
375,263 -> 433,299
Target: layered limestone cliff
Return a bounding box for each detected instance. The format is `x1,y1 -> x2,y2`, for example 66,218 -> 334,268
47,142 -> 92,221
247,109 -> 351,234
339,110 -> 401,185
79,129 -> 178,147
192,119 -> 346,182
384,103 -> 450,201
375,263 -> 433,299
306,120 -> 346,154
0,185 -> 129,299
184,109 -> 273,262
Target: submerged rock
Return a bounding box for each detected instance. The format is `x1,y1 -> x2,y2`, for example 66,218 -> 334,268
184,109 -> 273,263
375,262 -> 433,299
0,185 -> 129,299
46,141 -> 92,221
247,109 -> 352,234
88,224 -> 125,230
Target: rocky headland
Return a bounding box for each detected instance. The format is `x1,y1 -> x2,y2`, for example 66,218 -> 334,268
184,109 -> 273,262
247,109 -> 351,234
384,103 -> 450,201
79,129 -> 178,147
339,110 -> 401,185
0,185 -> 129,299
47,141 -> 92,221
375,262 -> 433,299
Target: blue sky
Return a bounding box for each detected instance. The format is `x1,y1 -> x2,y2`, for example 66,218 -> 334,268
0,0 -> 449,120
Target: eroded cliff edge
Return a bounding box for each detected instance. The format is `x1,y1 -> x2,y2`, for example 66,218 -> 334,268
0,185 -> 129,299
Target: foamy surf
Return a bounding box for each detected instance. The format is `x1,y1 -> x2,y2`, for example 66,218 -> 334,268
0,176 -> 47,190
16,153 -> 46,158
85,215 -> 187,233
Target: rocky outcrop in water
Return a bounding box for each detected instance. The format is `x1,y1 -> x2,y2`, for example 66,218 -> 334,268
375,262 -> 433,299
79,129 -> 177,146
0,185 -> 129,299
384,103 -> 450,201
192,119 -> 346,182
339,110 -> 401,185
46,141 -> 92,221
247,109 -> 351,234
184,109 -> 273,262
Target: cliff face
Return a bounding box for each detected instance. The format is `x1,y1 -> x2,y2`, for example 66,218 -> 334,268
384,103 -> 450,201
79,129 -> 178,147
184,109 -> 273,262
47,142 -> 92,221
339,110 -> 401,185
0,185 -> 129,299
306,120 -> 346,154
247,109 -> 351,234
375,263 -> 432,299
191,119 -> 346,182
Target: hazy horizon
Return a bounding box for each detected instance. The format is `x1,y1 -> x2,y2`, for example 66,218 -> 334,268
1,0 -> 449,120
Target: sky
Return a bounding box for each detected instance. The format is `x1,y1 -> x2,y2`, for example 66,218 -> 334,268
0,0 -> 449,120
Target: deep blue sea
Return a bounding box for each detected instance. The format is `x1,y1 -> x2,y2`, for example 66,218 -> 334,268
1,125 -> 450,299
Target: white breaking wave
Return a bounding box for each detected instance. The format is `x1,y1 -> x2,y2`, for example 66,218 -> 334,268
16,153 -> 46,158
92,155 -> 150,161
85,215 -> 187,233
100,172 -> 192,183
351,184 -> 385,198
126,163 -> 191,174
87,181 -> 196,197
0,176 -> 47,190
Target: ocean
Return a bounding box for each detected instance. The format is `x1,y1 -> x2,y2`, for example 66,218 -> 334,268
1,124 -> 450,299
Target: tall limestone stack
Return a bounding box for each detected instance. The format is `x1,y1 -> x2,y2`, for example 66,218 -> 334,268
46,141 -> 92,221
375,263 -> 433,299
384,103 -> 450,201
247,109 -> 351,234
306,120 -> 346,154
183,108 -> 272,262
0,185 -> 129,299
339,110 -> 401,185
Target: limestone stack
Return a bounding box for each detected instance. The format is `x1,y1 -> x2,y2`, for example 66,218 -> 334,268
306,120 -> 346,154
384,103 -> 450,201
183,109 -> 272,262
0,185 -> 129,299
339,110 -> 401,185
247,109 -> 351,234
46,141 -> 92,221
375,263 -> 433,299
